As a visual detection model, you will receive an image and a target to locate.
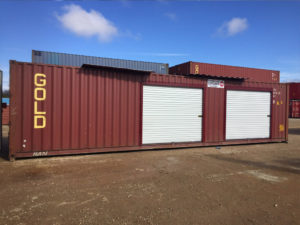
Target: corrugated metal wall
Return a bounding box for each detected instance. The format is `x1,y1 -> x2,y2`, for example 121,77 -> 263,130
9,61 -> 288,159
204,88 -> 225,142
2,106 -> 9,125
169,61 -> 280,83
289,100 -> 300,118
32,50 -> 169,74
146,74 -> 288,142
289,83 -> 300,100
9,61 -> 144,156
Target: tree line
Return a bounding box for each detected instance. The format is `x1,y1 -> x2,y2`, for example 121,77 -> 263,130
2,90 -> 9,98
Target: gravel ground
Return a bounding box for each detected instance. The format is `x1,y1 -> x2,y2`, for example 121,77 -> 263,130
0,119 -> 299,225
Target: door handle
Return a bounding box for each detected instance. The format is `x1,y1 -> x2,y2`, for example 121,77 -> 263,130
198,115 -> 202,118
267,115 -> 271,117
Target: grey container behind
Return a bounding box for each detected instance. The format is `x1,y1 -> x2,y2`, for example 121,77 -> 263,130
32,50 -> 169,74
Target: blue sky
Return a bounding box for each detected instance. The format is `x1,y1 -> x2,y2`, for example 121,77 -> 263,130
0,1 -> 300,90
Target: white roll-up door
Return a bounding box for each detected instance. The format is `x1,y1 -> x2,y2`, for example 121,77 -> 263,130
226,90 -> 271,140
143,86 -> 203,144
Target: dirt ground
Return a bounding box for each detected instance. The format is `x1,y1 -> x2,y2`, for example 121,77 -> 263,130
0,120 -> 299,225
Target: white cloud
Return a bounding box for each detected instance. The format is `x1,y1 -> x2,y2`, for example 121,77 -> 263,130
280,72 -> 300,83
56,4 -> 118,42
217,17 -> 248,37
165,12 -> 177,21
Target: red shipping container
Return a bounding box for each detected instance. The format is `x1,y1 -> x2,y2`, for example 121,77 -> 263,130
2,106 -> 9,125
289,100 -> 300,118
7,60 -> 288,160
169,61 -> 280,83
288,83 -> 300,100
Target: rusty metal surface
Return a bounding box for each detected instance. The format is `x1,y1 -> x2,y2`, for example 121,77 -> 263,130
9,61 -> 288,159
169,61 -> 280,83
288,83 -> 300,100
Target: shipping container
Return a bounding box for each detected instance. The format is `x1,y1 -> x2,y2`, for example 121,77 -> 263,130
169,61 -> 280,83
2,106 -> 9,125
8,60 -> 288,159
289,100 -> 300,118
32,50 -> 169,74
288,82 -> 300,100
0,70 -> 2,154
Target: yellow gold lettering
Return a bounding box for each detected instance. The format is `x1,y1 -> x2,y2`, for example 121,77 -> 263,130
34,101 -> 46,115
34,88 -> 46,101
34,115 -> 46,129
35,73 -> 46,87
34,73 -> 47,129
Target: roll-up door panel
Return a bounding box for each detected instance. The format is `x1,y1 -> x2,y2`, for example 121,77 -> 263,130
143,86 -> 203,144
226,90 -> 271,140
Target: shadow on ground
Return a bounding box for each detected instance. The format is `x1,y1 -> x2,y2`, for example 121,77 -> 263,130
288,128 -> 300,135
207,154 -> 300,175
0,136 -> 9,160
274,158 -> 300,169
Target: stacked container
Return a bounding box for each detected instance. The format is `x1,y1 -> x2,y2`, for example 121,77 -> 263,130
32,50 -> 169,74
169,61 -> 280,83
